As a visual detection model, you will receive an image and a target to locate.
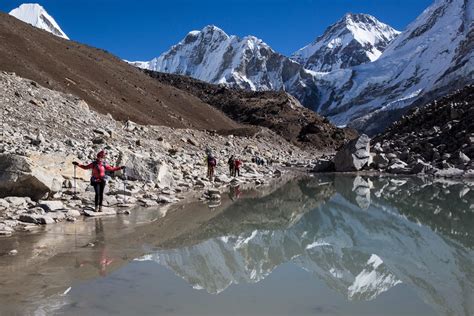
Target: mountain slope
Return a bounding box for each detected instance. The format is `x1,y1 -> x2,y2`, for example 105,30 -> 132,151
316,0 -> 474,133
0,12 -> 242,131
373,85 -> 474,170
9,3 -> 69,39
131,25 -> 320,108
292,13 -> 400,72
144,71 -> 357,150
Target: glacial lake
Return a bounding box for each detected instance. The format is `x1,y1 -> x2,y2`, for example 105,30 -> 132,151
0,175 -> 473,316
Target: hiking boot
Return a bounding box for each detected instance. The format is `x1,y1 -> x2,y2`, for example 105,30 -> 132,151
98,206 -> 103,212
94,206 -> 99,212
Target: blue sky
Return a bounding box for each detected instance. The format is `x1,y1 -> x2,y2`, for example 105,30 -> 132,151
1,0 -> 433,61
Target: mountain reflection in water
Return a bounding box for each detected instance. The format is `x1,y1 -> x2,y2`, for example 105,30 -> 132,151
139,176 -> 474,316
0,175 -> 472,316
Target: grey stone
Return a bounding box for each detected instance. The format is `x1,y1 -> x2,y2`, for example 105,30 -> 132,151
5,196 -> 29,207
38,200 -> 65,211
458,151 -> 470,163
387,160 -> 412,174
372,153 -> 389,169
66,209 -> 81,217
84,208 -> 116,217
19,214 -> 55,225
48,212 -> 66,221
0,154 -> 63,200
410,159 -> 437,174
158,195 -> 177,203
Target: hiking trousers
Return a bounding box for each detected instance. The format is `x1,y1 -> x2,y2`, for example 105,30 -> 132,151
92,181 -> 106,207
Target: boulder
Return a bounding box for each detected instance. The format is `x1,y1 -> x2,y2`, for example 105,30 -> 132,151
38,200 -> 65,212
410,159 -> 437,174
387,160 -> 412,174
84,208 -> 116,217
66,209 -> 81,217
0,199 -> 9,209
4,196 -> 31,207
457,151 -> 470,164
334,134 -> 371,172
0,154 -> 63,200
158,195 -> 177,204
118,151 -> 174,188
19,214 -> 55,225
372,153 -> 389,169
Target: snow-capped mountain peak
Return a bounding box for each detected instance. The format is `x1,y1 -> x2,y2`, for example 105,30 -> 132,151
9,3 -> 69,40
132,25 -> 320,106
291,13 -> 400,72
317,0 -> 474,133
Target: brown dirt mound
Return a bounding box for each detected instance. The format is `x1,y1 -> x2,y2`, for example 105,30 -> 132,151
0,12 -> 240,131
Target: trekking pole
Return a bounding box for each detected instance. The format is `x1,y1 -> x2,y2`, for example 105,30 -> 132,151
73,165 -> 77,198
123,168 -> 127,204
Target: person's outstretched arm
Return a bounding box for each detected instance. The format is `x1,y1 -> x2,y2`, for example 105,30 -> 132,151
73,161 -> 93,170
105,164 -> 125,172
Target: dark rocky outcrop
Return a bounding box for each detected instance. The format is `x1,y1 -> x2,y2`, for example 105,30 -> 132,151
144,71 -> 357,150
372,85 -> 474,176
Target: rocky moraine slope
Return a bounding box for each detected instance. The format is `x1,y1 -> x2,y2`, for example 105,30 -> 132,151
313,86 -> 473,177
144,71 -> 357,150
0,71 -> 321,236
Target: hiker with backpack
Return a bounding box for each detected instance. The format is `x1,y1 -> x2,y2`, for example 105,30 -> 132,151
207,153 -> 217,181
234,158 -> 242,177
73,150 -> 125,212
228,155 -> 235,177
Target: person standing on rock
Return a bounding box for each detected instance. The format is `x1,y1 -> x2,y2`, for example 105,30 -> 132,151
207,153 -> 217,181
234,158 -> 242,177
228,155 -> 235,177
73,150 -> 125,212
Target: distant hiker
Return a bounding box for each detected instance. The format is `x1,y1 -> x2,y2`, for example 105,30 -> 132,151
234,158 -> 242,177
207,154 -> 217,181
254,155 -> 263,166
228,155 -> 235,177
73,150 -> 125,212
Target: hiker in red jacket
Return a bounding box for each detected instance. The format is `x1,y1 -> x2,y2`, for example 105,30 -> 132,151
234,158 -> 242,177
73,150 -> 125,212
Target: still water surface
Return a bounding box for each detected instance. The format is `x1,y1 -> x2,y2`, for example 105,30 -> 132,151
0,175 -> 473,316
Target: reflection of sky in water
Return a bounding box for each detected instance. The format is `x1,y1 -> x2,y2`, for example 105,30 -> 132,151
5,176 -> 474,316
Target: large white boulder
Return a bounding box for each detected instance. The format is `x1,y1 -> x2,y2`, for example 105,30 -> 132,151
0,154 -> 63,200
334,134 -> 370,172
118,151 -> 174,188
